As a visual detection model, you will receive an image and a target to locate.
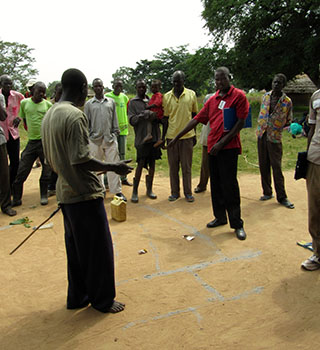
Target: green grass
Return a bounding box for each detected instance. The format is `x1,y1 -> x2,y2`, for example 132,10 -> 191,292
21,94 -> 308,177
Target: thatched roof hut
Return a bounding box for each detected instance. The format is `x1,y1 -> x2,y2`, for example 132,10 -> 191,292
283,74 -> 317,106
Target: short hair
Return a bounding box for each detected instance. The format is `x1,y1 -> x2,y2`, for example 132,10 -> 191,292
136,79 -> 146,86
172,71 -> 185,81
34,81 -> 46,90
0,74 -> 11,85
92,78 -> 103,86
54,82 -> 62,91
61,69 -> 87,90
112,78 -> 123,85
151,79 -> 161,87
274,73 -> 287,86
215,67 -> 231,79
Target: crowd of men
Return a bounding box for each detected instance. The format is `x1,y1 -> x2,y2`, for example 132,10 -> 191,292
0,66 -> 319,314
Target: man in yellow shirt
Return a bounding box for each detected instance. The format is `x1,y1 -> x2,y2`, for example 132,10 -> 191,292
162,71 -> 198,202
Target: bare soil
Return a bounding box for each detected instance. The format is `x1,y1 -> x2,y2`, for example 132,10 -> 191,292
0,167 -> 318,349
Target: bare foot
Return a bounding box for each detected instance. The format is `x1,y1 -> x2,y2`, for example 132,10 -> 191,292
108,300 -> 125,313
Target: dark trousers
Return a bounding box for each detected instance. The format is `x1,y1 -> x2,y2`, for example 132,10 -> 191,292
61,198 -> 116,312
209,149 -> 243,229
6,133 -> 20,186
197,145 -> 210,190
0,144 -> 12,212
117,134 -> 127,181
257,133 -> 287,202
48,171 -> 58,191
167,137 -> 193,197
12,140 -> 51,200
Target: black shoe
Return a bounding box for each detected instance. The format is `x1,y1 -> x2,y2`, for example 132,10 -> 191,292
194,186 -> 206,193
235,227 -> 247,240
116,192 -> 127,202
185,195 -> 195,202
3,208 -> 17,216
11,199 -> 22,207
279,198 -> 294,209
259,194 -> 273,201
122,179 -> 132,186
206,219 -> 227,228
168,194 -> 180,202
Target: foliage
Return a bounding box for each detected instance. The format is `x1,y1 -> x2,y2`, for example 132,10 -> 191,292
112,66 -> 136,94
201,0 -> 320,89
111,45 -> 221,95
46,81 -> 60,99
0,40 -> 38,92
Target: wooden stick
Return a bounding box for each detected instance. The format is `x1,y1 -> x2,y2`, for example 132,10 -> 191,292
9,206 -> 61,255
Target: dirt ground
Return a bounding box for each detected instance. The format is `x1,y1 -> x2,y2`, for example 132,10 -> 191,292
0,166 -> 319,350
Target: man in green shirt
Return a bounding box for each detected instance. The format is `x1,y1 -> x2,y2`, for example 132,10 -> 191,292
106,79 -> 132,186
12,82 -> 52,206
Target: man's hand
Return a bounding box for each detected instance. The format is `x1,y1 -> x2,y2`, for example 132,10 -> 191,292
209,141 -> 224,156
192,135 -> 197,147
113,159 -> 133,176
143,110 -> 156,120
12,117 -> 21,128
167,138 -> 178,149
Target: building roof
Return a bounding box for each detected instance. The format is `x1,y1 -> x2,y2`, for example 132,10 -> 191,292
283,74 -> 317,94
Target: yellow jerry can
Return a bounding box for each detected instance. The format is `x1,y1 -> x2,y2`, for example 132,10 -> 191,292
110,195 -> 127,222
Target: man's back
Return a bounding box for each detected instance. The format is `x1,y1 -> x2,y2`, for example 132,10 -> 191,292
42,102 -> 103,204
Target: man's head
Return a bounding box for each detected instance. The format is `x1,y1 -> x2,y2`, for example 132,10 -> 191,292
272,73 -> 287,94
32,82 -> 47,103
54,83 -> 62,102
61,68 -> 88,107
214,67 -> 231,92
92,78 -> 104,99
136,79 -> 146,99
151,79 -> 161,94
26,78 -> 37,96
172,71 -> 185,92
0,75 -> 13,95
112,79 -> 123,96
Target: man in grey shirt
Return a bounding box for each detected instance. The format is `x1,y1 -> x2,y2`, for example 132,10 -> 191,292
84,78 -> 126,201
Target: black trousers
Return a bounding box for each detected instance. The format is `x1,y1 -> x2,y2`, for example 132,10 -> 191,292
6,133 -> 20,186
61,197 -> 116,312
12,139 -> 51,200
0,143 -> 12,212
209,149 -> 243,229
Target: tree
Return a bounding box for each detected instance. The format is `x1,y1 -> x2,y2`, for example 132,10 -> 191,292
111,66 -> 136,94
0,40 -> 38,92
150,45 -> 192,92
46,81 -> 60,99
201,0 -> 320,88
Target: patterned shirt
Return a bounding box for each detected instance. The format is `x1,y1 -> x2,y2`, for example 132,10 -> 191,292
256,91 -> 292,143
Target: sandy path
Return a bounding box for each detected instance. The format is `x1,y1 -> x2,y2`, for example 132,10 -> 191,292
0,167 -> 318,349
